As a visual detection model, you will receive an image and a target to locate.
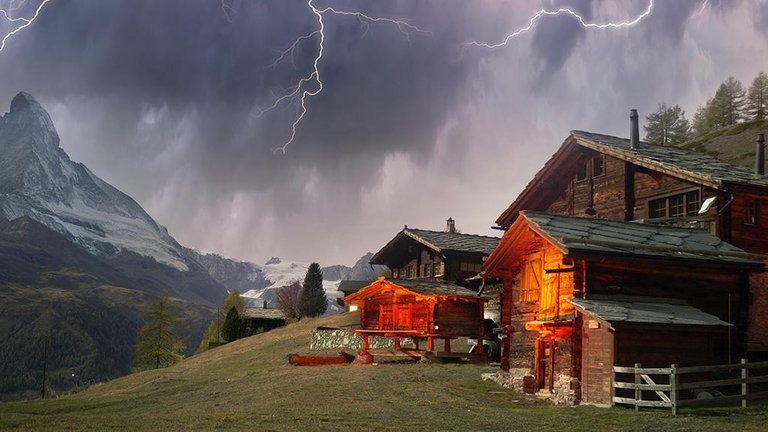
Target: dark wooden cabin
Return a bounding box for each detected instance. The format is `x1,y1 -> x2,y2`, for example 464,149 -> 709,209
483,211 -> 764,405
344,278 -> 485,356
492,124 -> 768,353
241,307 -> 286,334
370,218 -> 499,290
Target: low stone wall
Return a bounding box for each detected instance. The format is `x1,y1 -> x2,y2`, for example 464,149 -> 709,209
310,328 -> 412,351
481,370 -> 579,406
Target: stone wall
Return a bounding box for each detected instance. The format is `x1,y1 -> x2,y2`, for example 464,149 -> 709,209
310,328 -> 412,351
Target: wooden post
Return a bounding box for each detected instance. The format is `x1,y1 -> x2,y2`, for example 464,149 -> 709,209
548,339 -> 556,393
670,364 -> 678,415
393,336 -> 401,352
427,336 -> 434,352
444,338 -> 451,353
742,358 -> 748,408
361,333 -> 370,353
634,363 -> 642,412
41,336 -> 48,400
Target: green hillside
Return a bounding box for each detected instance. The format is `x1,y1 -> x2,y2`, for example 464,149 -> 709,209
1,312 -> 765,432
678,119 -> 768,168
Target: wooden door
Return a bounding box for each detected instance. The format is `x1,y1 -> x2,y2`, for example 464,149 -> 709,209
379,304 -> 394,330
395,304 -> 412,330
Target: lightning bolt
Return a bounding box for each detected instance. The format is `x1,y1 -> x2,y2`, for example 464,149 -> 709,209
693,0 -> 709,17
0,0 -> 53,52
466,0 -> 654,49
261,0 -> 431,155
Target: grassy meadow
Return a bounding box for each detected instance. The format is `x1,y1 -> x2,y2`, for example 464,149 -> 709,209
1,313 -> 766,431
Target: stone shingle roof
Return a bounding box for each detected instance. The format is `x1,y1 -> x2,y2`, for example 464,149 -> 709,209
572,130 -> 768,188
338,280 -> 374,295
523,211 -> 763,266
496,129 -> 768,227
241,307 -> 286,320
568,298 -> 731,326
389,278 -> 481,298
404,229 -> 499,255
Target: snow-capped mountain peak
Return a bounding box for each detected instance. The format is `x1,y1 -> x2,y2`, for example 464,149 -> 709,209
0,92 -> 189,271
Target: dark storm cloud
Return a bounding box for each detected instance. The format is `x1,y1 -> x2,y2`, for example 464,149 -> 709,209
0,0 -> 765,265
0,0 -> 478,185
530,0 -> 592,80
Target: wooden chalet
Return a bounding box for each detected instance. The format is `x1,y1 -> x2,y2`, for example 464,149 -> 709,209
344,277 -> 486,362
483,211 -> 764,405
493,115 -> 768,353
370,218 -> 499,290
241,307 -> 286,334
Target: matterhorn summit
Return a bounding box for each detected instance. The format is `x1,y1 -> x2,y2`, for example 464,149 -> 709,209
0,92 -> 190,270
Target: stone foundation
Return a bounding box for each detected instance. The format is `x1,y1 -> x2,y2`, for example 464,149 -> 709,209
481,370 -> 579,406
310,328 -> 413,351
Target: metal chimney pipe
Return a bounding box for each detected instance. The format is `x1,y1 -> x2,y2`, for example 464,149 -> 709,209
630,109 -> 640,150
757,134 -> 765,176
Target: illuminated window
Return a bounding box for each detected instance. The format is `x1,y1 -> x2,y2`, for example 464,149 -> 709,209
520,253 -> 542,303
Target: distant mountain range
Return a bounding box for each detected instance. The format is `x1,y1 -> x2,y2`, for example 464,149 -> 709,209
0,93 -> 384,398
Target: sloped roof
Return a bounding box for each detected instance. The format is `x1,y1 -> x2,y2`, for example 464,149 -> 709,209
496,130 -> 768,227
241,307 -> 286,320
522,211 -> 763,266
345,278 -> 482,302
568,298 -> 731,326
572,130 -> 768,189
404,229 -> 499,254
389,278 -> 480,297
371,228 -> 499,265
338,280 -> 373,295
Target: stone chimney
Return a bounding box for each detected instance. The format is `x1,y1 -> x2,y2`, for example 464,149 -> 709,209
756,134 -> 765,176
630,109 -> 640,150
446,217 -> 456,233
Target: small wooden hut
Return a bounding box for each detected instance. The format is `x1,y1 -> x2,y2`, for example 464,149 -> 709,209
241,307 -> 286,335
344,277 -> 486,361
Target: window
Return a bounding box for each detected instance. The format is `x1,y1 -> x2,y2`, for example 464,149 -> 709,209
519,253 -> 542,303
745,200 -> 758,225
424,263 -> 432,277
576,155 -> 606,182
648,190 -> 701,219
459,262 -> 482,273
432,262 -> 442,277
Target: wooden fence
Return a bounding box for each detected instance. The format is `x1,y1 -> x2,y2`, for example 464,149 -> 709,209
613,359 -> 768,414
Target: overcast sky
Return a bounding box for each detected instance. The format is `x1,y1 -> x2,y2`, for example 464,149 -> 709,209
1,0 -> 767,266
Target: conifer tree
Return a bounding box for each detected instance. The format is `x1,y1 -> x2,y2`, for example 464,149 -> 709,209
195,320 -> 220,354
711,76 -> 747,127
747,71 -> 768,120
644,103 -> 691,146
299,262 -> 327,318
134,295 -> 184,370
692,99 -> 717,136
218,289 -> 245,324
221,307 -> 244,342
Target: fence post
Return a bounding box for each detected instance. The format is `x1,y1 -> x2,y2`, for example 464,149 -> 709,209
742,358 -> 748,408
670,364 -> 678,415
634,363 -> 642,411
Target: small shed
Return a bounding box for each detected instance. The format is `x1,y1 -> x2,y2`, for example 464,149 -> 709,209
241,307 -> 286,334
345,277 -> 485,354
568,298 -> 733,405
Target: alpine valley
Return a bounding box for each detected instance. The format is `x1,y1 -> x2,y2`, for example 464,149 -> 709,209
0,93 -> 384,399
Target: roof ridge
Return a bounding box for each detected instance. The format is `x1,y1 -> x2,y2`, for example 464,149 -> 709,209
406,227 -> 500,239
